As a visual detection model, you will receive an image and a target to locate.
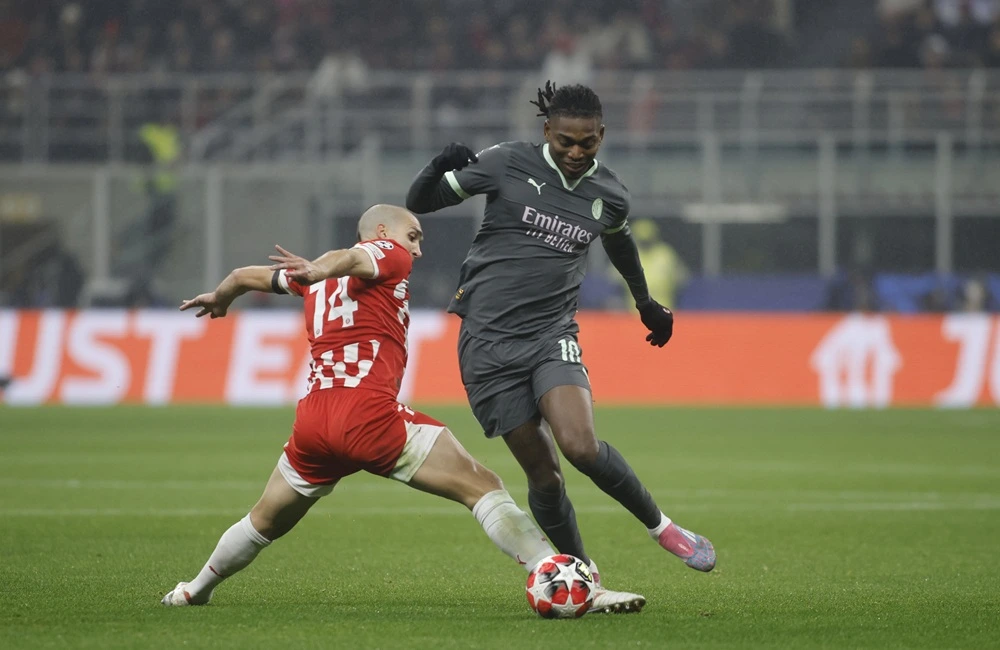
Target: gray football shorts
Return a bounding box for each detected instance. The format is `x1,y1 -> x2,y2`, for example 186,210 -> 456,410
458,324 -> 591,438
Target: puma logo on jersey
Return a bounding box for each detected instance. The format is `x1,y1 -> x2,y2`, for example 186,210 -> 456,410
527,178 -> 546,194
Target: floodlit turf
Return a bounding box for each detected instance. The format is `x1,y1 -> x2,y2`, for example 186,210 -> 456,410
1,407 -> 998,649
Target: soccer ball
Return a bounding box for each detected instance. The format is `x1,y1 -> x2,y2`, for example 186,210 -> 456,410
525,554 -> 594,618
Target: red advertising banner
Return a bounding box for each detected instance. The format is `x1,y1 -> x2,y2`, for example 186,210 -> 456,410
2,310 -> 999,407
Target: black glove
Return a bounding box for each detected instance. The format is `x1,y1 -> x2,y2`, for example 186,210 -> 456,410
638,300 -> 674,347
432,142 -> 478,174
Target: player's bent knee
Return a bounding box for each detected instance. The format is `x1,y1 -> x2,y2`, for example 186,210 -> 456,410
526,468 -> 565,494
453,463 -> 504,509
517,448 -> 562,481
559,435 -> 600,470
249,505 -> 302,541
248,507 -> 280,540
475,464 -> 504,493
248,473 -> 317,540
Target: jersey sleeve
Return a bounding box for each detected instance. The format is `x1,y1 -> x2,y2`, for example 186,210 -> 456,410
442,143 -> 512,200
603,181 -> 632,235
273,269 -> 306,297
355,240 -> 412,283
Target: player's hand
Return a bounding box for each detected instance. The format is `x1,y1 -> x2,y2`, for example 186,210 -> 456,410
638,299 -> 674,347
432,142 -> 478,173
269,245 -> 323,284
179,292 -> 231,319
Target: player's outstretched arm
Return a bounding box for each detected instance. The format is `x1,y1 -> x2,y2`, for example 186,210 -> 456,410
179,266 -> 274,319
268,245 -> 375,283
405,142 -> 478,214
601,225 -> 650,306
601,226 -> 674,347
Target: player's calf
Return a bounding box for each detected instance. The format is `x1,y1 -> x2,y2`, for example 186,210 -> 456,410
404,429 -> 554,571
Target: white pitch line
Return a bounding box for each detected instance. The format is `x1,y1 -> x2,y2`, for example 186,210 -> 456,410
2,501 -> 1000,518
0,478 -> 409,493
3,456 -> 997,478
785,501 -> 1000,512
1,478 -> 999,504
672,459 -> 1000,478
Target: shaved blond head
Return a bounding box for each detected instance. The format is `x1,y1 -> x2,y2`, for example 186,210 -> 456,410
357,204 -> 417,241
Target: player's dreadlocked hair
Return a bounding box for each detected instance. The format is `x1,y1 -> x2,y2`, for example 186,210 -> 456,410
529,81 -> 603,120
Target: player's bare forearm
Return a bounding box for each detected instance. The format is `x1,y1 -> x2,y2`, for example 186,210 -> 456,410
601,227 -> 651,307
405,162 -> 464,214
179,266 -> 273,318
220,266 -> 274,296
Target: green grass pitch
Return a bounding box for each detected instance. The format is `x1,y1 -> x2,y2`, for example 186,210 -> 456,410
1,406 -> 998,649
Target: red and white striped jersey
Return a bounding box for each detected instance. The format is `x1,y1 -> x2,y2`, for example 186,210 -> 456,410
275,239 -> 412,398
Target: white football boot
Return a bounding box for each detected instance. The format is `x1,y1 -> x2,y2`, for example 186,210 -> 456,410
161,581 -> 210,606
587,561 -> 646,614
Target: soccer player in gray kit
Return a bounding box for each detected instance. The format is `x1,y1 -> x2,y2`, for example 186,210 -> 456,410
407,82 -> 716,614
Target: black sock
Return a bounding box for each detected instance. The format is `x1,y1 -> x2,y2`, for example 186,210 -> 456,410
527,484 -> 590,565
575,441 -> 661,529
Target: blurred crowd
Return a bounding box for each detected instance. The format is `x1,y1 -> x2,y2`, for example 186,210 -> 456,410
3,0 -> 1000,311
0,0 -> 790,77
4,0 -> 1000,78
849,0 -> 1000,69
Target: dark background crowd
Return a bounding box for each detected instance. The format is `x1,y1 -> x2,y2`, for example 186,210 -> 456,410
3,0 -> 1000,77
2,0 -> 999,313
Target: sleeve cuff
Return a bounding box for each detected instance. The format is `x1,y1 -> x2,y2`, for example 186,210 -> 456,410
604,218 -> 629,234
444,171 -> 471,200
274,269 -> 292,294
354,243 -> 381,279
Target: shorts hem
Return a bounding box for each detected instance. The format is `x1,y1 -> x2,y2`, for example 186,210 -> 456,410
388,422 -> 445,483
277,451 -> 337,498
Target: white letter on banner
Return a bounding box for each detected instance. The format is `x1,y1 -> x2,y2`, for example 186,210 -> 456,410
0,310 -> 19,384
934,314 -> 992,408
226,312 -> 300,405
3,310 -> 66,405
811,314 -> 901,408
396,310 -> 447,404
134,312 -> 207,405
989,317 -> 1000,406
60,311 -> 131,404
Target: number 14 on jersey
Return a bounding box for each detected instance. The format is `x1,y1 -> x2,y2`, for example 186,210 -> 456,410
309,277 -> 358,335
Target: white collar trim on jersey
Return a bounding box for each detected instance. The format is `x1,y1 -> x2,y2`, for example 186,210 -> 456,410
543,143 -> 598,191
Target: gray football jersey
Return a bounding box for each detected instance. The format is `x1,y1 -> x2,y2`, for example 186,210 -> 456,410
444,141 -> 630,340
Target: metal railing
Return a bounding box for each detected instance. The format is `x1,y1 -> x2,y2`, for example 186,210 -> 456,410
3,129 -> 999,307
4,69 -> 1000,163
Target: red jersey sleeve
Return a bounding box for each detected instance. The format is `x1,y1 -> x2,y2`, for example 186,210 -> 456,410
354,240 -> 412,284
274,269 -> 306,297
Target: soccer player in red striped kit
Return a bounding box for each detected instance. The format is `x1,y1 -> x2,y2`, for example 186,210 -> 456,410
161,204 -> 556,607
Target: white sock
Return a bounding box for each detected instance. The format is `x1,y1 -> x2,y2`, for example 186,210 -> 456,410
186,514 -> 272,603
647,512 -> 672,539
472,490 -> 554,572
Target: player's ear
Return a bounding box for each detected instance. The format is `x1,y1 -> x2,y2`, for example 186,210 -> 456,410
543,119 -> 551,141
598,124 -> 606,141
